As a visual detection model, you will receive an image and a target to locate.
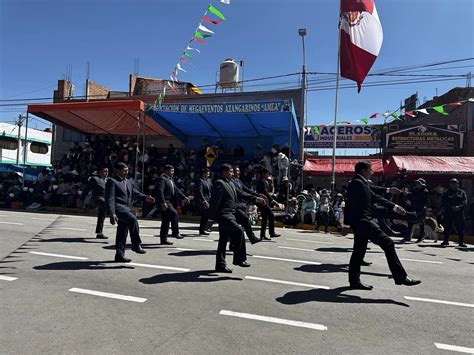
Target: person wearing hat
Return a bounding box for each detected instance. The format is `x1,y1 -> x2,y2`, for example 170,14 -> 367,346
441,178 -> 468,247
406,178 -> 429,242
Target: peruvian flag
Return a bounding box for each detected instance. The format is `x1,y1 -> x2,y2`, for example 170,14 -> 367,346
340,0 -> 383,92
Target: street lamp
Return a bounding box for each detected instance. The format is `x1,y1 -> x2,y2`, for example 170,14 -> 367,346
298,28 -> 307,163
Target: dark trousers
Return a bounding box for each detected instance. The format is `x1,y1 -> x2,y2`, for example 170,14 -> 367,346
95,200 -> 106,235
349,219 -> 407,285
317,211 -> 329,232
443,213 -> 464,244
159,205 -> 179,241
216,218 -> 247,268
199,206 -> 209,233
235,207 -> 259,243
115,211 -> 142,257
257,203 -> 275,237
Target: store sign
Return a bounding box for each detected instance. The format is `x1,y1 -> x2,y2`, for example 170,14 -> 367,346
304,125 -> 382,148
385,125 -> 463,150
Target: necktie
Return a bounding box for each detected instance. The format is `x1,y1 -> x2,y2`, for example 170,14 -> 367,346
169,177 -> 175,195
122,179 -> 128,197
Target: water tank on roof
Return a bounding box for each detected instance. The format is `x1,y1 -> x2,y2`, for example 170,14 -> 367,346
219,59 -> 240,89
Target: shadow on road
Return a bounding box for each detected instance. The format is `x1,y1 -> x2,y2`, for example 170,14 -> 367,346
295,263 -> 392,278
276,286 -> 409,307
34,260 -> 133,271
139,270 -> 242,284
37,238 -> 108,244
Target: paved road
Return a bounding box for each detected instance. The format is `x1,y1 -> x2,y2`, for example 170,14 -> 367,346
1,210 -> 473,355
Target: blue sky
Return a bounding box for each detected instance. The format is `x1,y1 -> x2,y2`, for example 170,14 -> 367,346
1,0 -> 473,151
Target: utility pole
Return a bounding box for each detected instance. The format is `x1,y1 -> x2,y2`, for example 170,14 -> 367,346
298,28 -> 307,162
16,114 -> 23,164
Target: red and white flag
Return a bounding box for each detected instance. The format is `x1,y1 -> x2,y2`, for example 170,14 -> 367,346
340,0 -> 383,92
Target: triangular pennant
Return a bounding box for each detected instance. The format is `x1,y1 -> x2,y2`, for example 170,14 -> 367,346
202,17 -> 222,25
180,57 -> 190,63
192,37 -> 206,44
432,105 -> 449,115
198,24 -> 214,34
186,45 -> 201,53
415,108 -> 429,115
391,113 -> 399,118
191,86 -> 202,94
176,63 -> 187,72
314,126 -> 320,135
167,81 -> 177,93
194,32 -> 205,39
220,0 -> 231,4
448,102 -> 462,106
370,113 -> 378,119
183,51 -> 192,58
405,111 -> 416,117
208,4 -> 226,21
361,118 -> 369,125
383,111 -> 390,117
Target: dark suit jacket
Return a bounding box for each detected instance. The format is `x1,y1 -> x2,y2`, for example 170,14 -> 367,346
82,176 -> 107,203
197,178 -> 212,204
208,179 -> 256,222
105,176 -> 146,215
232,178 -> 258,197
345,174 -> 395,227
155,174 -> 186,207
256,179 -> 274,203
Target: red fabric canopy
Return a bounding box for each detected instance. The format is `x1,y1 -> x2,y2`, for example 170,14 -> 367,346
28,100 -> 171,137
304,158 -> 383,176
384,156 -> 474,177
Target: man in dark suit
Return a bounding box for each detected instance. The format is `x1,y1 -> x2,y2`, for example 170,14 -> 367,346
82,165 -> 109,239
197,167 -> 212,236
232,166 -> 261,244
106,162 -> 155,263
441,178 -> 468,248
155,165 -> 191,245
345,161 -> 421,290
256,168 -> 281,240
209,164 -> 265,273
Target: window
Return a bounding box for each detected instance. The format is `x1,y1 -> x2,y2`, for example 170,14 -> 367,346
63,128 -> 85,142
0,136 -> 19,150
30,142 -> 49,154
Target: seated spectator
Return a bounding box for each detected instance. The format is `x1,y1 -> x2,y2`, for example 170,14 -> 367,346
300,191 -> 317,224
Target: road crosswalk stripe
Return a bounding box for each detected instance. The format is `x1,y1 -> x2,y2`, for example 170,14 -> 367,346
434,343 -> 474,353
405,296 -> 474,308
286,238 -> 334,245
0,275 -> 18,281
29,251 -> 89,260
252,255 -> 321,265
69,288 -> 147,303
245,276 -> 329,289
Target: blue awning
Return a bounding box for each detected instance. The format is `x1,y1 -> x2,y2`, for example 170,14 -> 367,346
145,100 -> 300,157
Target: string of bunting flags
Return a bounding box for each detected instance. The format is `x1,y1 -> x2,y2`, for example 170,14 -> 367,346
154,0 -> 231,107
305,99 -> 469,135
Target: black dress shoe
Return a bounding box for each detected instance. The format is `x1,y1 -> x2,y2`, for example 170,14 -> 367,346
96,234 -> 108,239
199,231 -> 210,236
249,237 -> 261,245
233,261 -> 251,267
174,234 -> 184,239
215,266 -> 232,273
270,233 -> 281,238
440,241 -> 449,247
160,240 -> 173,245
349,282 -> 373,290
205,228 -> 213,233
361,260 -> 372,266
261,235 -> 272,241
132,245 -> 146,254
114,255 -> 131,263
458,243 -> 468,248
395,277 -> 421,286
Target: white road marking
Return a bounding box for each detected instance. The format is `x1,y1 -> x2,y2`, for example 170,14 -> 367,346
193,238 -> 215,242
278,246 -> 334,253
140,234 -> 155,237
32,217 -> 56,221
49,227 -> 86,231
175,248 -> 197,251
129,262 -> 190,272
29,251 -> 89,260
286,238 -> 334,245
382,257 -> 442,264
0,221 -> 24,225
252,255 -> 321,265
404,296 -> 474,308
69,288 -> 147,303
0,275 -> 18,281
245,276 -> 329,289
434,343 -> 474,354
219,310 -> 327,331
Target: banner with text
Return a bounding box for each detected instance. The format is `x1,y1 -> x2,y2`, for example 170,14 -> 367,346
151,100 -> 292,114
304,125 -> 382,148
385,125 -> 464,150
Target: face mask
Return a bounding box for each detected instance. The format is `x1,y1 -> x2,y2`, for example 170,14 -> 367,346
29,188 -> 34,192
271,148 -> 277,154
53,185 -> 59,190
23,187 -> 28,191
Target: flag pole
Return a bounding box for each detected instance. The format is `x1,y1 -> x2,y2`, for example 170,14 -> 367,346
330,8 -> 342,192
